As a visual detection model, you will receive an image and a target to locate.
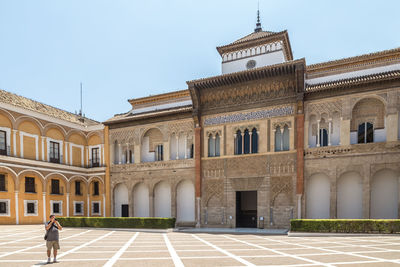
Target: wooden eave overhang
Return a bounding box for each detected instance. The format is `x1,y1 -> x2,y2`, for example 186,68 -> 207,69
305,70 -> 400,93
187,58 -> 305,90
216,30 -> 293,61
307,47 -> 400,74
103,106 -> 192,126
127,89 -> 189,107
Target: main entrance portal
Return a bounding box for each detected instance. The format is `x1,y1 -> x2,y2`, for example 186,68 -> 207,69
236,191 -> 257,228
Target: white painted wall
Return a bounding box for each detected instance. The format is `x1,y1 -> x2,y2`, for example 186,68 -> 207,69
154,181 -> 171,218
331,115 -> 341,146
222,50 -> 285,74
337,172 -> 363,219
371,170 -> 399,219
133,183 -> 149,217
176,179 -> 195,222
374,128 -> 386,142
114,183 -> 129,217
306,173 -> 330,219
141,136 -> 155,162
350,132 -> 357,144
178,134 -> 185,159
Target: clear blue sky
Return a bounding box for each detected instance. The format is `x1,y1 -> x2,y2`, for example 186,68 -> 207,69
1,0 -> 399,122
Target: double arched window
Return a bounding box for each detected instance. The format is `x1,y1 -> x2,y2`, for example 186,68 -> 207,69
234,128 -> 258,155
275,125 -> 290,152
208,133 -> 220,157
358,122 -> 373,143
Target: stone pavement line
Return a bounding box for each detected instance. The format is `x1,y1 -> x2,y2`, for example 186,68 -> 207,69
103,231 -> 139,267
259,236 -> 400,265
223,235 -> 333,267
192,234 -> 256,267
0,229 -> 43,239
163,234 -> 185,267
0,229 -> 89,260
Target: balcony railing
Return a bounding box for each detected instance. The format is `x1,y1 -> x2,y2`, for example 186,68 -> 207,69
50,186 -> 64,195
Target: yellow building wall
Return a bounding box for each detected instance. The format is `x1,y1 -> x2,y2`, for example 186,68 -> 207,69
72,147 -> 82,167
88,179 -> 103,217
23,136 -> 36,160
69,179 -> 87,216
46,178 -> 67,219
104,126 -> 111,216
0,172 -> 17,224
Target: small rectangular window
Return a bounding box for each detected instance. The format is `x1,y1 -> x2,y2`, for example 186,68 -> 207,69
93,181 -> 99,196
27,202 -> 35,214
51,179 -> 60,194
0,174 -> 6,192
91,148 -> 100,167
75,181 -> 81,195
0,130 -> 6,155
93,203 -> 99,213
53,203 -> 60,214
74,202 -> 83,215
155,145 -> 163,161
49,141 -> 60,163
0,202 -> 7,214
25,177 -> 35,193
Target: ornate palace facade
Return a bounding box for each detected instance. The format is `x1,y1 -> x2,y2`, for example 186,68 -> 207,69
1,18 -> 400,227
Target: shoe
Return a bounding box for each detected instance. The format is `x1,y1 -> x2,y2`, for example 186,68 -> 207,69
47,258 -> 51,264
53,258 -> 58,263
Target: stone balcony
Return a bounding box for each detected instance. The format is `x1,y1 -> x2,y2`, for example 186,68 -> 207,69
305,141 -> 400,159
111,158 -> 195,173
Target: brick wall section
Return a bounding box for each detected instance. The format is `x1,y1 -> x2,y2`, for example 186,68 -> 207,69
296,113 -> 304,194
195,127 -> 202,197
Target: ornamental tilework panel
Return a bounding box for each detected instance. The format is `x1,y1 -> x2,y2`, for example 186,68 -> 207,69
204,106 -> 294,126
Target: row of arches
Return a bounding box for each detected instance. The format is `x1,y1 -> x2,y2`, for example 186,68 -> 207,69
222,41 -> 283,62
306,169 -> 399,219
113,179 -> 195,222
234,128 -> 258,155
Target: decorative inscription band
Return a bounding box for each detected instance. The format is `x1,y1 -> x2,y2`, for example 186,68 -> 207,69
204,106 -> 294,126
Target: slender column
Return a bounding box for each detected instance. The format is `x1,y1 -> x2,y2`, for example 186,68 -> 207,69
194,127 -> 202,228
42,193 -> 46,223
65,142 -> 69,165
241,132 -> 244,153
297,194 -> 302,219
316,119 -> 321,147
184,135 -> 188,159
103,194 -> 106,217
15,191 -> 19,224
328,119 -> 332,146
280,127 -> 284,151
12,130 -> 17,156
41,136 -> 45,161
149,196 -> 154,217
233,134 -> 237,154
87,194 -> 90,217
101,144 -> 105,166
118,144 -> 121,164
249,132 -> 253,153
66,193 -> 70,217
69,143 -> 73,165
126,143 -> 130,164
175,135 -> 179,159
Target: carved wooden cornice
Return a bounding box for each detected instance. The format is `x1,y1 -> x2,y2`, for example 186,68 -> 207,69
216,31 -> 293,61
127,89 -> 190,107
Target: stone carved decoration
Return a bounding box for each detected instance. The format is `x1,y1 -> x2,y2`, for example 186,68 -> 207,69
272,121 -> 291,129
307,100 -> 342,119
266,154 -> 296,175
226,156 -> 267,178
200,78 -> 296,110
270,176 -> 292,206
232,124 -> 259,133
111,159 -> 195,172
168,120 -> 194,135
203,179 -> 224,206
206,129 -> 222,137
204,106 -> 294,126
230,177 -> 264,191
203,159 -> 224,179
110,128 -> 139,144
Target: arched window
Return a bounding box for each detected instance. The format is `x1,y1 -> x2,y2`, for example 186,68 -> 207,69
208,134 -> 215,157
319,128 -> 328,147
275,126 -> 282,152
358,122 -> 374,143
251,128 -> 258,153
243,129 -> 250,154
235,130 -> 242,155
215,133 -> 220,157
282,125 -> 290,151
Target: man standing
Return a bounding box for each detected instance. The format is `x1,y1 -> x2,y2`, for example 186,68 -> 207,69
45,214 -> 62,263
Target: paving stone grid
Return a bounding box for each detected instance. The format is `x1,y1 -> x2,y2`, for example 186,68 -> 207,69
0,225 -> 400,267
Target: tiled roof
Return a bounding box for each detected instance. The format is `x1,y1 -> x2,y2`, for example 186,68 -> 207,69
0,89 -> 99,126
104,106 -> 192,124
305,70 -> 400,92
232,31 -> 276,45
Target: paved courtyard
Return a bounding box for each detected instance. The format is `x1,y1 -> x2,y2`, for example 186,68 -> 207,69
0,225 -> 400,266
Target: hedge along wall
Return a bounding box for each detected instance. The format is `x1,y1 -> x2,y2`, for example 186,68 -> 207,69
57,217 -> 176,229
291,219 -> 400,234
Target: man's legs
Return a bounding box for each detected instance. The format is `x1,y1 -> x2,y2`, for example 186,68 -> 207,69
47,248 -> 51,263
53,249 -> 57,259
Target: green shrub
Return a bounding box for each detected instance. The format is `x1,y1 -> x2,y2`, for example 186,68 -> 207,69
290,219 -> 400,234
57,217 -> 176,229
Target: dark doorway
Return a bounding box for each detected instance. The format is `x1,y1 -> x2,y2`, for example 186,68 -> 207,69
236,191 -> 257,228
121,204 -> 129,217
